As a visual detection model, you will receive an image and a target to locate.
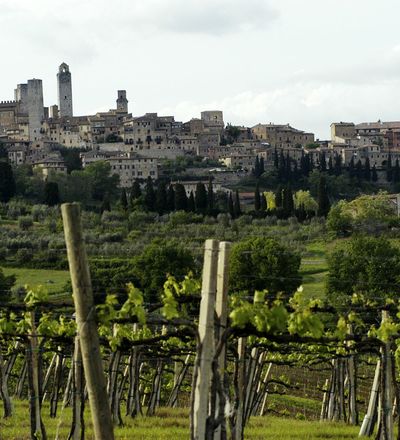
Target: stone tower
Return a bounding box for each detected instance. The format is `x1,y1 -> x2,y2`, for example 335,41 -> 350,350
27,79 -> 44,143
57,63 -> 73,117
116,90 -> 128,113
14,83 -> 28,114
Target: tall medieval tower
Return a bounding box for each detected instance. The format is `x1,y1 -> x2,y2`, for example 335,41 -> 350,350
116,90 -> 128,113
27,79 -> 44,144
57,63 -> 73,117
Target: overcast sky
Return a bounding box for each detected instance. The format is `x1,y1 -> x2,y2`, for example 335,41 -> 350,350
1,0 -> 400,138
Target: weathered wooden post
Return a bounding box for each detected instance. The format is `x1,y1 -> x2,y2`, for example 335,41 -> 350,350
259,363 -> 273,416
61,203 -> 114,440
193,239 -> 219,440
214,241 -> 231,440
28,311 -> 46,440
347,325 -> 358,425
380,310 -> 394,440
69,336 -> 84,440
359,360 -> 381,437
235,337 -> 246,440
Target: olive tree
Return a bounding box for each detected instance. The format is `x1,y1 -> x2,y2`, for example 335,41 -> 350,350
229,237 -> 301,298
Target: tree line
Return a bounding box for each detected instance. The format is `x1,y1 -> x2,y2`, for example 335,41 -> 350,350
119,176 -> 244,218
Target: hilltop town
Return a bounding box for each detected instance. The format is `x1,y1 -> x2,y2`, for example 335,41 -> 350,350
2,63 -> 399,202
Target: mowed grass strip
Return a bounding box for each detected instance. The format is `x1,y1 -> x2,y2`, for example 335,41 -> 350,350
0,402 -> 365,439
1,266 -> 70,294
300,240 -> 329,299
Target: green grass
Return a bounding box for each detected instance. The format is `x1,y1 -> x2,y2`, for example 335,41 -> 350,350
1,266 -> 70,294
300,241 -> 329,299
0,402 -> 365,439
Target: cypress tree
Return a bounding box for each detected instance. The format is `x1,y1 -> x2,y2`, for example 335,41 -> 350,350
297,203 -> 306,222
120,188 -> 128,210
317,175 -> 330,217
364,157 -> 371,181
309,153 -> 315,171
292,161 -> 299,181
253,156 -> 260,178
166,185 -> 175,212
195,182 -> 207,214
273,148 -> 279,169
44,181 -> 60,206
254,182 -> 261,211
278,150 -> 285,182
188,191 -> 195,212
101,193 -> 111,213
228,192 -> 234,218
355,159 -> 363,181
372,165 -> 378,182
300,151 -> 308,177
285,152 -> 291,181
394,159 -> 400,183
348,156 -> 355,178
275,185 -> 283,208
334,154 -> 342,176
387,154 -> 393,182
234,190 -> 241,218
131,179 -> 141,200
155,182 -> 167,214
174,183 -> 187,211
260,192 -> 267,211
319,152 -> 327,172
328,156 -> 333,174
259,157 -> 265,175
282,185 -> 294,217
207,178 -> 214,213
0,162 -> 16,202
144,176 -> 156,211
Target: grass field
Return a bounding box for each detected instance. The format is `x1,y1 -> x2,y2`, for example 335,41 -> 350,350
1,266 -> 70,294
300,241 -> 328,299
0,402 -> 365,439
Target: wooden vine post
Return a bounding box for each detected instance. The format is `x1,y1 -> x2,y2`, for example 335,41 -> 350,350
61,203 -> 115,440
214,241 -> 231,440
193,239 -> 219,440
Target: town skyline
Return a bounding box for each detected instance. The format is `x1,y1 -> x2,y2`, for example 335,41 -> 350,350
1,0 -> 400,138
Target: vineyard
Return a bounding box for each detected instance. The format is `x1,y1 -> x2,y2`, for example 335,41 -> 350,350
0,202 -> 398,439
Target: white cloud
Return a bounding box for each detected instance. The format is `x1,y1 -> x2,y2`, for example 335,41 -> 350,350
0,0 -> 278,37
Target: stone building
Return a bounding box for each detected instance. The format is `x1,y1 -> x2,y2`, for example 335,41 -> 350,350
251,123 -> 314,148
219,153 -> 255,170
0,101 -> 18,131
7,143 -> 29,165
116,90 -> 128,113
330,122 -> 356,143
14,84 -> 28,114
107,153 -> 158,186
32,151 -> 67,177
27,79 -> 44,145
80,150 -> 159,187
57,63 -> 73,118
201,111 -> 224,134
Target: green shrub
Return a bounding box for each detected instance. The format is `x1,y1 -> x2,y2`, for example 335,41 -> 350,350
18,216 -> 33,230
229,237 -> 301,298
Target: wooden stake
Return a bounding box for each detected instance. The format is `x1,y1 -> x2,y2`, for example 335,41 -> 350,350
214,241 -> 231,440
381,310 -> 394,440
28,311 -> 46,440
193,239 -> 219,440
359,360 -> 381,436
235,337 -> 246,440
61,203 -> 114,440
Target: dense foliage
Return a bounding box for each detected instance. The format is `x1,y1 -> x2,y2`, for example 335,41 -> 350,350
326,236 -> 400,310
229,237 -> 302,297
